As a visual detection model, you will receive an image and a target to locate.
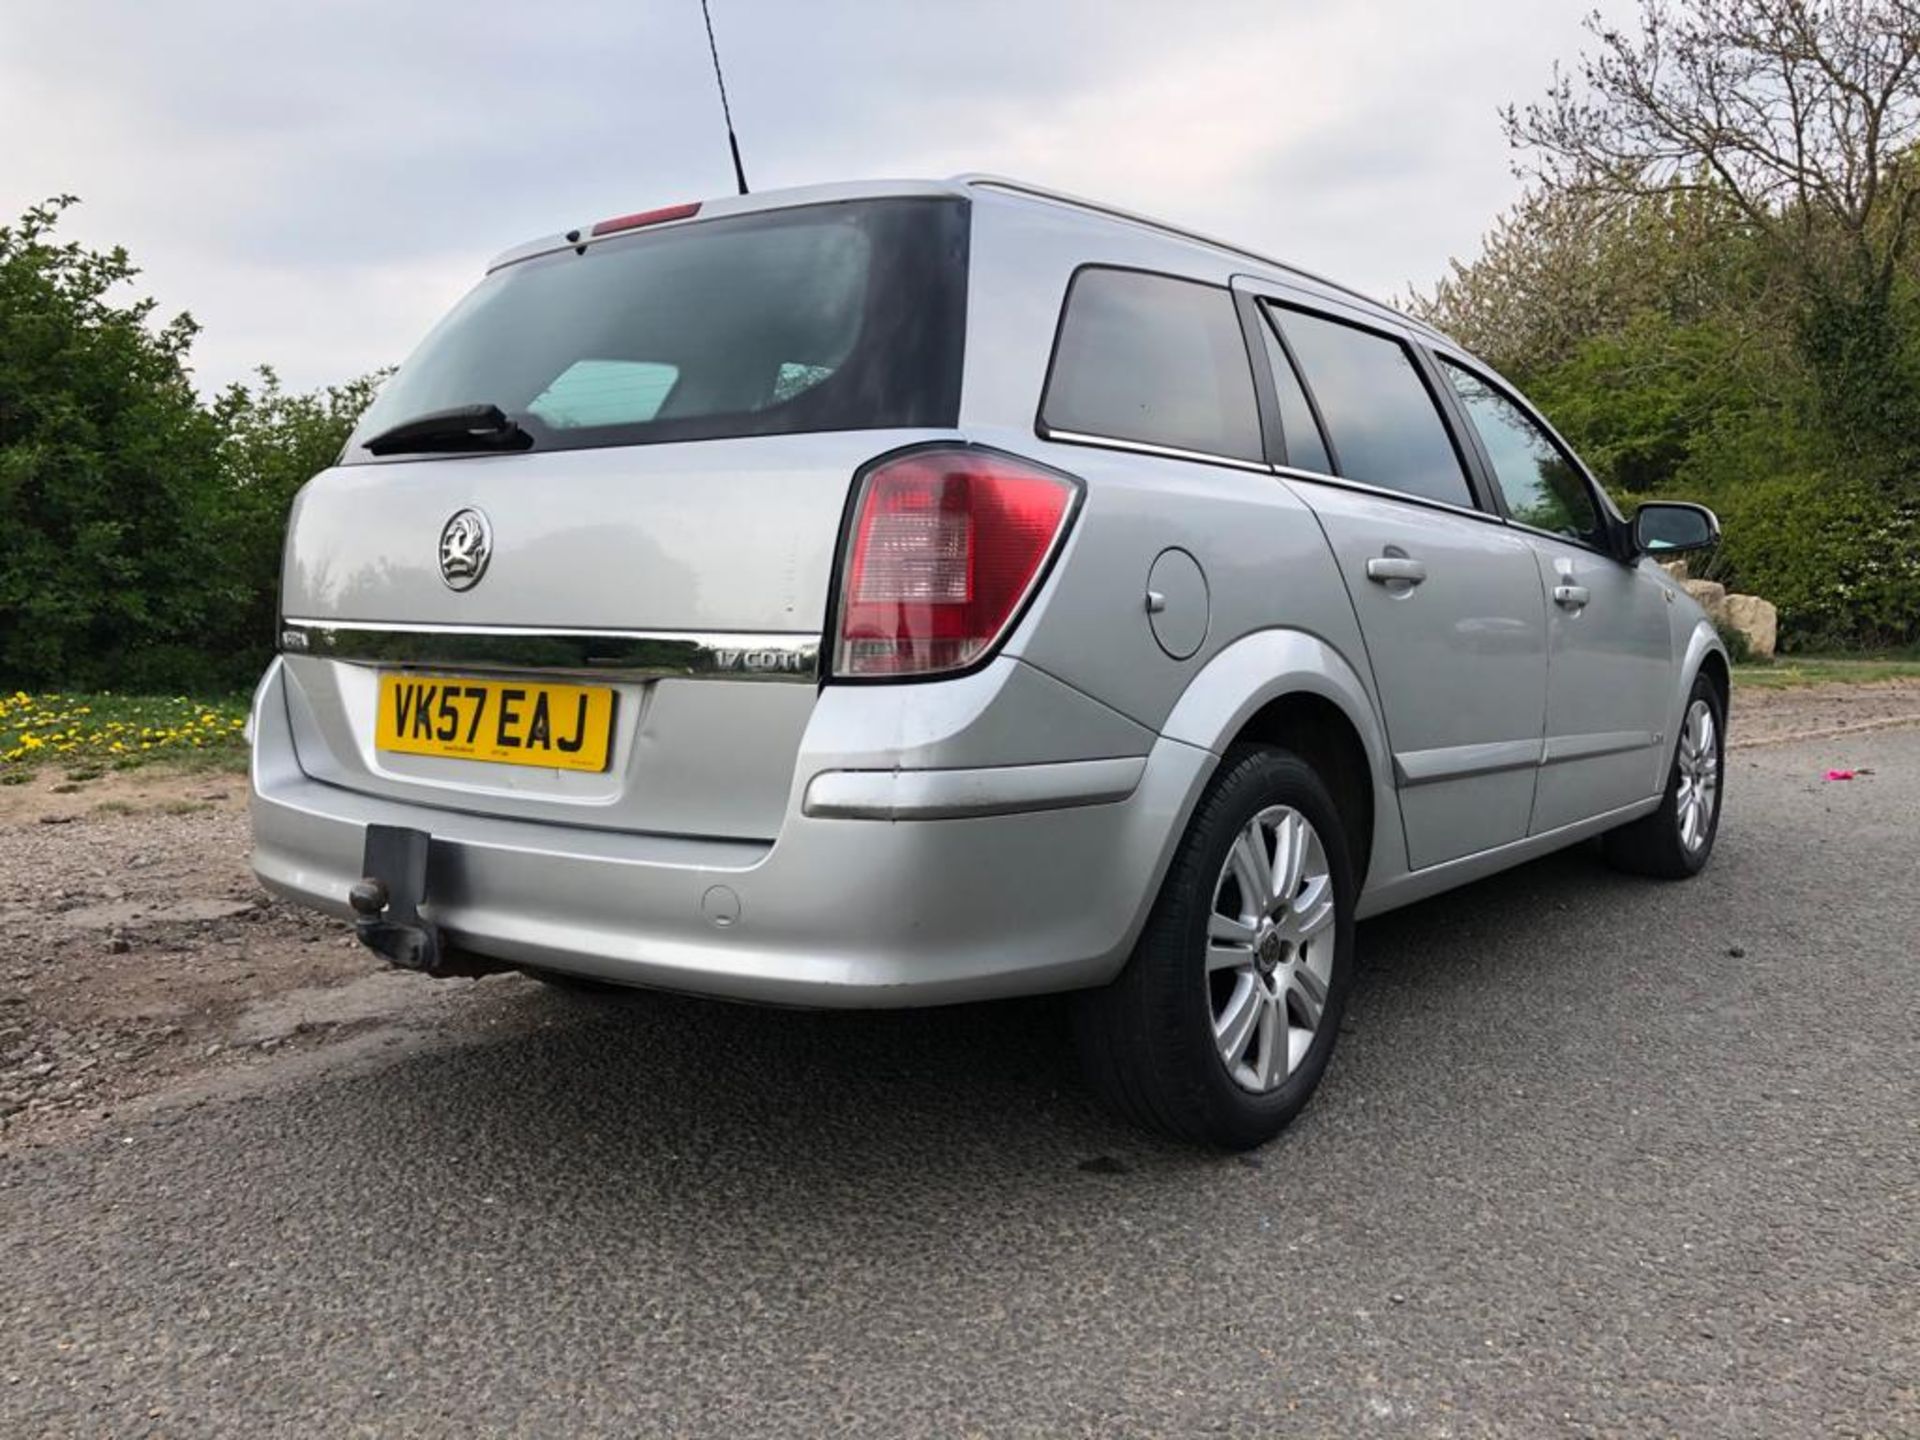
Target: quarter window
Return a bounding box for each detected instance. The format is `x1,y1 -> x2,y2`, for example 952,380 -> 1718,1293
1041,268 -> 1263,462
1272,307 -> 1473,508
1257,312 -> 1331,474
1440,361 -> 1603,546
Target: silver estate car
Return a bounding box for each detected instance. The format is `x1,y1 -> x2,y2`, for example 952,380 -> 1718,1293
251,176 -> 1728,1148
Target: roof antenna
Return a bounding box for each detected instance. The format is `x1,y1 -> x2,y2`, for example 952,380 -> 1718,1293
699,0 -> 749,195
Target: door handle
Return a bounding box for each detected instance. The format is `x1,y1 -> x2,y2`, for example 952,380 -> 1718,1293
1366,556 -> 1427,585
1553,583 -> 1590,609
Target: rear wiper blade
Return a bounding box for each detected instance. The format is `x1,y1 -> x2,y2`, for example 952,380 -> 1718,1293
361,404 -> 533,457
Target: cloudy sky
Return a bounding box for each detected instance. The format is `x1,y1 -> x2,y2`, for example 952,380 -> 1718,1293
2,0 -> 1633,396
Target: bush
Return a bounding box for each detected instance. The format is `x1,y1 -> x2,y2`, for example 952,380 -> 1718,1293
1687,472 -> 1920,651
1713,618 -> 1755,664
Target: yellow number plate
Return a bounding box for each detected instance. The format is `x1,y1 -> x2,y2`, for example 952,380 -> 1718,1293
376,674 -> 614,772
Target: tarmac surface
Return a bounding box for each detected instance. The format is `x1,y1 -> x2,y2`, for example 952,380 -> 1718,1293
3,726 -> 1915,1437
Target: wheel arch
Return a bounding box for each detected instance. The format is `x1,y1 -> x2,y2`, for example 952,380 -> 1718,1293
1226,693 -> 1376,886
1673,619 -> 1731,760
1159,629 -> 1399,890
1695,645 -> 1730,711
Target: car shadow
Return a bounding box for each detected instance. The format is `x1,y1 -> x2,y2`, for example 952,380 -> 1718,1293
1347,838 -> 1648,995
277,835 -> 1677,1220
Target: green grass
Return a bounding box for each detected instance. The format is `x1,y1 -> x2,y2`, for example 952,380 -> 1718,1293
0,691 -> 249,777
1733,653 -> 1920,689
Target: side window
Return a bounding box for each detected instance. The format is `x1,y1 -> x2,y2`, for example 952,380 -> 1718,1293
1040,268 -> 1263,462
1256,309 -> 1331,474
1439,360 -> 1603,546
1273,308 -> 1474,509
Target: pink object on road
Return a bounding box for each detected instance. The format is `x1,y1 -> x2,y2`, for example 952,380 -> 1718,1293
1824,769 -> 1855,781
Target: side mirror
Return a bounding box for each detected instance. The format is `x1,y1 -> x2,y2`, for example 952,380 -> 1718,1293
1632,501 -> 1720,556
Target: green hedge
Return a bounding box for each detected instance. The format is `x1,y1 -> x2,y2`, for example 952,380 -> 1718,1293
1694,474 -> 1920,652
1520,311 -> 1920,652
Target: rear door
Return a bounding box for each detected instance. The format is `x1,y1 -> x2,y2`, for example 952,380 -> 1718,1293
279,431 -> 906,841
1432,356 -> 1674,831
276,195 -> 969,841
1240,286 -> 1549,870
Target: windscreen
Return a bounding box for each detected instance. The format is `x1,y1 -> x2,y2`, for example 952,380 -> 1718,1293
343,197 -> 968,462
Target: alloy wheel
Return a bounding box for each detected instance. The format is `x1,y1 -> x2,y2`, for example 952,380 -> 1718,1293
1206,805 -> 1337,1093
1675,697 -> 1721,853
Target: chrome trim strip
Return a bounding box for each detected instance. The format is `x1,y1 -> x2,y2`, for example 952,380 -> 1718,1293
1542,730 -> 1657,766
1037,427 -> 1274,475
1041,426 -> 1509,521
803,756 -> 1147,820
1393,738 -> 1543,787
278,620 -> 819,683
1502,517 -> 1619,558
1272,466 -> 1507,527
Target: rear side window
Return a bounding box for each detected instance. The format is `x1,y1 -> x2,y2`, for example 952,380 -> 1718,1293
344,197 -> 968,461
1040,268 -> 1262,462
1439,360 -> 1604,546
1273,307 -> 1473,508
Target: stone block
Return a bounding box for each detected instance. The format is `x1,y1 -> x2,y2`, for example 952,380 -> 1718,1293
1681,578 -> 1728,617
1722,593 -> 1778,658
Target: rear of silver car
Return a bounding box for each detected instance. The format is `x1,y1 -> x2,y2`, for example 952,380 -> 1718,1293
250,183 -> 1209,1004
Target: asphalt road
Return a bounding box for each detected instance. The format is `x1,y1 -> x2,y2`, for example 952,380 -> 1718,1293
4,728 -> 1916,1438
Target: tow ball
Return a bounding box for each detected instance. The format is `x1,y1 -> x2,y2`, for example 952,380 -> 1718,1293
348,824 -> 443,972
346,827 -> 517,980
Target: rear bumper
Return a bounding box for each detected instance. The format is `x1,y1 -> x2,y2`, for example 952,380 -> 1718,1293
250,660 -> 1211,1007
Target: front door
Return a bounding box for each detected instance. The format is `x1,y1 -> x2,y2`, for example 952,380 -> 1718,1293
1431,356 -> 1673,833
1525,539 -> 1673,832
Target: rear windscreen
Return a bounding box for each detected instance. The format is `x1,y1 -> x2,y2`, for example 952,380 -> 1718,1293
343,197 -> 968,462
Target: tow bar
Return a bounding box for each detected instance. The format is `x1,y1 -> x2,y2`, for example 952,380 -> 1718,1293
347,825 -> 503,978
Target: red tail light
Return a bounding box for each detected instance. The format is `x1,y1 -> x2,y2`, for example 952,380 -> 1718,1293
834,448 -> 1081,678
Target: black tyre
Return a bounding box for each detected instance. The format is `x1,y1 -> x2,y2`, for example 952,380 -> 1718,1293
1073,745 -> 1358,1150
1602,672 -> 1726,880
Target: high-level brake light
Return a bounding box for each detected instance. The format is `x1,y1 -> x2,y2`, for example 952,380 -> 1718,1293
589,202 -> 702,238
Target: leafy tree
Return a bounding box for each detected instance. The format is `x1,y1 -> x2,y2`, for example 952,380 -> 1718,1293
1413,181 -> 1806,498
1415,183 -> 1776,379
1416,2 -> 1920,649
1503,0 -> 1920,455
0,196 -> 228,688
0,198 -> 385,690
